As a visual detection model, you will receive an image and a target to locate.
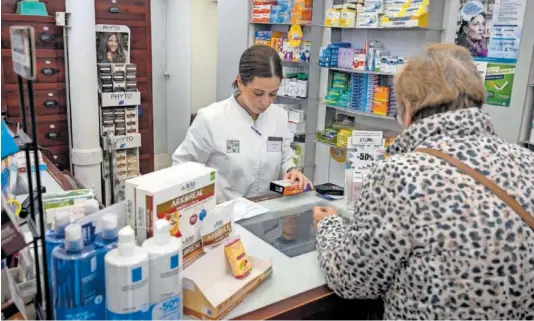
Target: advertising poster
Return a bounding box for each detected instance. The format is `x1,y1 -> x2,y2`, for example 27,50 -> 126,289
455,0 -> 526,64
484,63 -> 515,107
95,24 -> 131,64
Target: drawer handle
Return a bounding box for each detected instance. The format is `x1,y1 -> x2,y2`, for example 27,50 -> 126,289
39,33 -> 54,43
41,68 -> 56,76
44,100 -> 58,108
45,132 -> 60,139
53,162 -> 64,169
108,6 -> 121,13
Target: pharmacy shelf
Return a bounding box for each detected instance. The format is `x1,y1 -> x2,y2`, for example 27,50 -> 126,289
322,25 -> 443,31
282,60 -> 312,66
315,140 -> 347,151
277,95 -> 308,101
326,105 -> 396,121
325,66 -> 396,76
250,21 -> 313,26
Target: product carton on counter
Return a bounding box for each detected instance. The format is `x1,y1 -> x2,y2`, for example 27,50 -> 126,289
135,163 -> 217,267
183,243 -> 273,320
125,162 -> 206,235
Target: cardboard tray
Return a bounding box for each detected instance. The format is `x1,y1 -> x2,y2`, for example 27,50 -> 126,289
183,243 -> 273,320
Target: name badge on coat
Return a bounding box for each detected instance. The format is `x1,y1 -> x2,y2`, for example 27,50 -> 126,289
267,136 -> 283,152
227,140 -> 240,153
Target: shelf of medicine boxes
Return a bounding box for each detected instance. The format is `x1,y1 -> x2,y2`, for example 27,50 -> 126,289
325,104 -> 396,121
315,140 -> 348,151
324,66 -> 396,77
321,25 -> 443,31
249,21 -> 314,26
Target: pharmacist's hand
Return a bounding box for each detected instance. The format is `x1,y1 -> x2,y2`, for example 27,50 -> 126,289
313,207 -> 337,230
284,169 -> 314,190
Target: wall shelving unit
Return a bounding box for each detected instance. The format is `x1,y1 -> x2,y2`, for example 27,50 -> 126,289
313,0 -> 446,186
248,0 -> 327,180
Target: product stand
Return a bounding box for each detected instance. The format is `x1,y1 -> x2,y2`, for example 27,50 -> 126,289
5,76 -> 52,319
99,91 -> 142,206
316,0 -> 445,185
248,0 -> 328,180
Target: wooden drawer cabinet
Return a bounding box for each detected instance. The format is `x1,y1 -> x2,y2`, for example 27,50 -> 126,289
6,87 -> 66,117
2,22 -> 63,50
44,144 -> 70,171
9,115 -> 69,147
95,0 -> 147,21
129,50 -> 148,78
2,50 -> 65,84
129,26 -> 147,50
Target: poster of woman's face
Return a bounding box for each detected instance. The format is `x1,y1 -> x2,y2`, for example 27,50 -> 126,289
96,25 -> 130,64
454,0 -> 494,58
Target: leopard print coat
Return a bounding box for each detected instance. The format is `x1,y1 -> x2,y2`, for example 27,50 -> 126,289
316,108 -> 534,319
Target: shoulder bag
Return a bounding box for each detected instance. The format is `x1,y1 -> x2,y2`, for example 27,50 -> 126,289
416,148 -> 534,230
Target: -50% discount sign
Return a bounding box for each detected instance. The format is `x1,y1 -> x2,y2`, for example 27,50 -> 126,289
346,130 -> 384,170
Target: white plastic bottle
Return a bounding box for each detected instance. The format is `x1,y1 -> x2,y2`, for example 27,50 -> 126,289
104,226 -> 150,320
142,219 -> 183,320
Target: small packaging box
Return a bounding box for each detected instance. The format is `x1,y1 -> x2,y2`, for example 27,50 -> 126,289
125,64 -> 137,74
270,179 -> 309,196
112,64 -> 126,76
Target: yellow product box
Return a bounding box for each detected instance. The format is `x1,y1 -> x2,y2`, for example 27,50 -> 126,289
337,128 -> 353,148
135,163 -> 217,267
324,8 -> 341,27
340,9 -> 356,28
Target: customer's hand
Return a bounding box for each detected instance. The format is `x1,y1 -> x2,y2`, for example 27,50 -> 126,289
313,207 -> 337,230
284,169 -> 314,190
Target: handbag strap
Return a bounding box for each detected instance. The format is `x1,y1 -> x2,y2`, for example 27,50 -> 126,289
416,148 -> 534,230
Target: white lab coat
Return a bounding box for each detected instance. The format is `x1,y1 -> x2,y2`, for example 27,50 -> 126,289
172,94 -> 295,203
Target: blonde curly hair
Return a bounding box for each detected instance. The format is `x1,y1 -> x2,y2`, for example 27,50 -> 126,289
394,43 -> 486,123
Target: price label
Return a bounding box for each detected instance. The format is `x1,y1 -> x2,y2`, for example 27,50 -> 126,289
347,130 -> 383,170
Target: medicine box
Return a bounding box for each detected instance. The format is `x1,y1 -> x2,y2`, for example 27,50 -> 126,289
125,162 -> 205,236
270,179 -> 309,196
135,163 -> 217,267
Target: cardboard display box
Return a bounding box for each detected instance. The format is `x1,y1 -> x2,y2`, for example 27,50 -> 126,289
183,243 -> 273,320
135,164 -> 217,266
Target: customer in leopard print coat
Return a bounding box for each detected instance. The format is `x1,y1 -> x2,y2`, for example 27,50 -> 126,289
314,44 -> 534,319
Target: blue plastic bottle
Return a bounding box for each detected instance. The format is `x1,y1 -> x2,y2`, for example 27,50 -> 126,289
45,211 -> 71,291
93,214 -> 118,305
51,223 -> 105,320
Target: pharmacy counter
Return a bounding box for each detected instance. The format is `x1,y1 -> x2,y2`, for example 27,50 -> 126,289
216,192 -> 351,320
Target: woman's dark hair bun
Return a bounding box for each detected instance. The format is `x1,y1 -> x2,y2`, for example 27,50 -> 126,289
232,45 -> 283,89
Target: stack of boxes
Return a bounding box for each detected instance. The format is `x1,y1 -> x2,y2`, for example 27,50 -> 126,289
254,30 -> 311,63
278,66 -> 309,98
318,42 -> 351,68
320,40 -> 407,74
324,1 -> 360,28
324,72 -> 351,108
252,0 -> 313,24
350,74 -> 369,111
372,86 -> 390,116
382,0 -> 429,28
324,0 -> 430,29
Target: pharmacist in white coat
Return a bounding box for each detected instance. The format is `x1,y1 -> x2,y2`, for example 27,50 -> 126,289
173,45 -> 312,203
